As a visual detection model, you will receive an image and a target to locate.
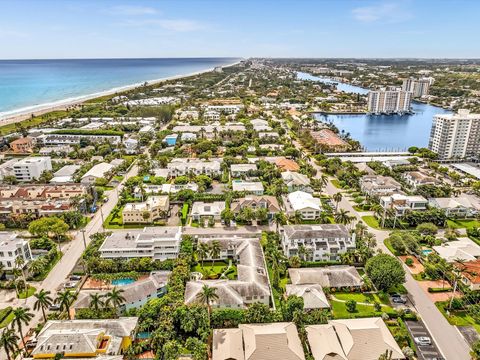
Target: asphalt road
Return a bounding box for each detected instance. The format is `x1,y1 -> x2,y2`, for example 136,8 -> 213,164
405,320 -> 443,360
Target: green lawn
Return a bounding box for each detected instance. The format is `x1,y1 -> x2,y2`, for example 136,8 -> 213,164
334,292 -> 390,305
29,251 -> 62,281
331,299 -> 393,319
384,238 -> 399,256
330,179 -> 343,189
447,219 -> 480,229
192,261 -> 236,280
436,301 -> 480,333
361,215 -> 381,229
0,311 -> 14,328
18,286 -> 36,299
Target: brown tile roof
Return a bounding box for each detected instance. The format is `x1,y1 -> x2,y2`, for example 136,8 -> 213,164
275,158 -> 300,171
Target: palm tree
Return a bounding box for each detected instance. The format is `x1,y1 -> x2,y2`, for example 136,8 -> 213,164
105,287 -> 126,315
0,327 -> 19,360
273,212 -> 286,232
33,289 -> 53,323
89,293 -> 105,312
196,285 -> 219,316
12,307 -> 33,350
334,209 -> 351,225
197,242 -> 210,268
209,240 -> 221,269
332,192 -> 342,212
56,290 -> 77,320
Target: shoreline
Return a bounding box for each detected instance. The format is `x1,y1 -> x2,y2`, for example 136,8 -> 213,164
0,60 -> 241,126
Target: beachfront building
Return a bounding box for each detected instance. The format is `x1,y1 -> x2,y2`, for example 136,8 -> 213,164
167,158 -> 222,177
282,191 -> 321,220
359,175 -> 402,197
213,322 -> 305,360
12,156 -> 52,182
9,137 -> 34,153
99,226 -> 182,260
30,317 -> 138,359
0,232 -> 32,270
281,225 -> 355,261
232,181 -> 264,195
122,195 -> 170,224
428,109 -> 480,159
367,88 -> 412,114
80,162 -> 114,185
185,235 -> 271,309
402,77 -> 431,98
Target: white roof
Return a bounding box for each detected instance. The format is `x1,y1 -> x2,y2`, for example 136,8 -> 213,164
287,191 -> 321,211
81,162 -> 114,179
433,238 -> 480,262
285,284 -> 330,309
232,181 -> 264,193
191,201 -> 225,216
451,163 -> 480,180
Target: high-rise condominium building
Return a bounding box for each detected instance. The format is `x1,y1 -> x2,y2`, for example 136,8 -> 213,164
402,78 -> 431,98
367,88 -> 412,114
428,109 -> 480,159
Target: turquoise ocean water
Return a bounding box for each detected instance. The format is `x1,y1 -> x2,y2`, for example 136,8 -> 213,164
0,58 -> 239,118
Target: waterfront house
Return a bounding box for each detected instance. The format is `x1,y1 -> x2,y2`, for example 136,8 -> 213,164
403,171 -> 440,189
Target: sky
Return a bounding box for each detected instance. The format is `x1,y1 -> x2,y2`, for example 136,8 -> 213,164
0,0 -> 479,59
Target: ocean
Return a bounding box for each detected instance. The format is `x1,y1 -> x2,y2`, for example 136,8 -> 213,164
0,58 -> 240,118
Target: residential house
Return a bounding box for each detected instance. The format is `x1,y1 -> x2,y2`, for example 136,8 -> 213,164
180,132 -> 197,142
99,226 -> 182,261
310,129 -> 350,152
403,171 -> 440,189
123,138 -> 139,154
433,238 -> 480,262
38,133 -> 121,146
230,164 -> 257,178
0,232 -> 32,270
281,171 -> 312,193
81,162 -> 114,184
460,260 -> 480,291
10,137 -> 34,153
382,159 -> 412,169
306,318 -> 404,360
231,195 -> 280,220
190,201 -> 226,221
283,191 -> 321,220
51,165 -> 81,183
163,134 -> 179,146
13,156 -> 52,182
285,284 -> 330,310
360,175 -> 402,197
167,159 -> 222,177
232,181 -> 264,195
30,317 -> 138,359
274,158 -> 300,172
213,322 -> 305,360
429,195 -> 480,218
288,266 -> 363,289
380,193 -> 428,216
281,225 -> 356,262
122,195 -> 169,224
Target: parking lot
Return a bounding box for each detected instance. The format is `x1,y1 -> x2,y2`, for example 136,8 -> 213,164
405,320 -> 443,360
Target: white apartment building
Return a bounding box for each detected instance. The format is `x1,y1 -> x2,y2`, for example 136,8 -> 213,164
281,224 -> 355,261
367,89 -> 412,114
283,191 -> 322,220
0,232 -> 32,270
13,156 -> 52,182
122,195 -> 170,224
99,226 -> 182,260
38,133 -> 121,146
205,104 -> 244,114
380,193 -> 428,216
402,78 -> 431,98
428,110 -> 480,159
167,159 -> 222,177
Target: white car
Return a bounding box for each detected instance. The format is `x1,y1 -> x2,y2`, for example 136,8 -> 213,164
414,336 -> 431,346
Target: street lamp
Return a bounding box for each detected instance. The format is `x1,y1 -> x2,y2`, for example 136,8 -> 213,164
99,206 -> 105,233
81,228 -> 87,249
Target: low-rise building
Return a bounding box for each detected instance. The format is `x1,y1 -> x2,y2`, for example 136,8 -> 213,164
167,158 -> 222,177
51,165 -> 81,183
81,162 -> 114,184
230,195 -> 280,220
10,137 -> 34,153
13,156 -> 52,182
281,171 -> 312,193
230,163 -> 257,178
30,317 -> 138,359
122,195 -> 169,224
380,193 -> 428,216
403,171 -> 439,189
163,133 -> 178,146
180,132 -> 197,142
232,181 -> 264,195
285,284 -> 330,309
306,318 -> 404,360
99,226 -> 182,260
213,322 -> 305,360
190,201 -> 225,221
0,158 -> 19,180
0,232 -> 32,270
123,138 -> 138,154
288,266 -> 363,289
433,238 -> 480,262
310,129 -> 350,152
281,225 -> 355,262
429,195 -> 480,218
274,157 -> 300,171
382,158 -> 412,169
38,133 -> 121,146
460,260 -> 480,291
283,191 -> 321,220
360,175 -> 402,197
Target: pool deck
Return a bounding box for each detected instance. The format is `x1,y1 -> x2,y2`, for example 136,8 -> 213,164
82,275 -> 149,290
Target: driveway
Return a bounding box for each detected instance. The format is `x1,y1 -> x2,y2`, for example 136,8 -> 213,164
405,320 -> 443,360
417,280 -> 462,302
168,204 -> 181,226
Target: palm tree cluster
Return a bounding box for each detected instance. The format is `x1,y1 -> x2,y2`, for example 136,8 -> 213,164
197,240 -> 222,268
87,287 -> 127,316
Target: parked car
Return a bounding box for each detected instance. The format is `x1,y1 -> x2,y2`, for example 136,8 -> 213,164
69,275 -> 82,281
414,337 -> 432,346
25,339 -> 37,348
64,281 -> 78,289
391,294 -> 407,304
49,304 -> 60,311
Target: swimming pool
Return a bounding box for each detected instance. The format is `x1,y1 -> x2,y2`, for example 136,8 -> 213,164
422,249 -> 433,256
111,278 -> 135,286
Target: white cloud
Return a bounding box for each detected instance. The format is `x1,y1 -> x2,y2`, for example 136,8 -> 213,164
119,18 -> 205,32
109,5 -> 158,16
352,3 -> 412,23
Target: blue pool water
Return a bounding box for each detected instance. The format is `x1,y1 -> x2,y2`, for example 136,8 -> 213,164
422,249 -> 433,256
111,278 -> 135,286
0,57 -> 240,118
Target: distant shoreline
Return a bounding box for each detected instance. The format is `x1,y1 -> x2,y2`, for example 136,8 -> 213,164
0,59 -> 241,127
